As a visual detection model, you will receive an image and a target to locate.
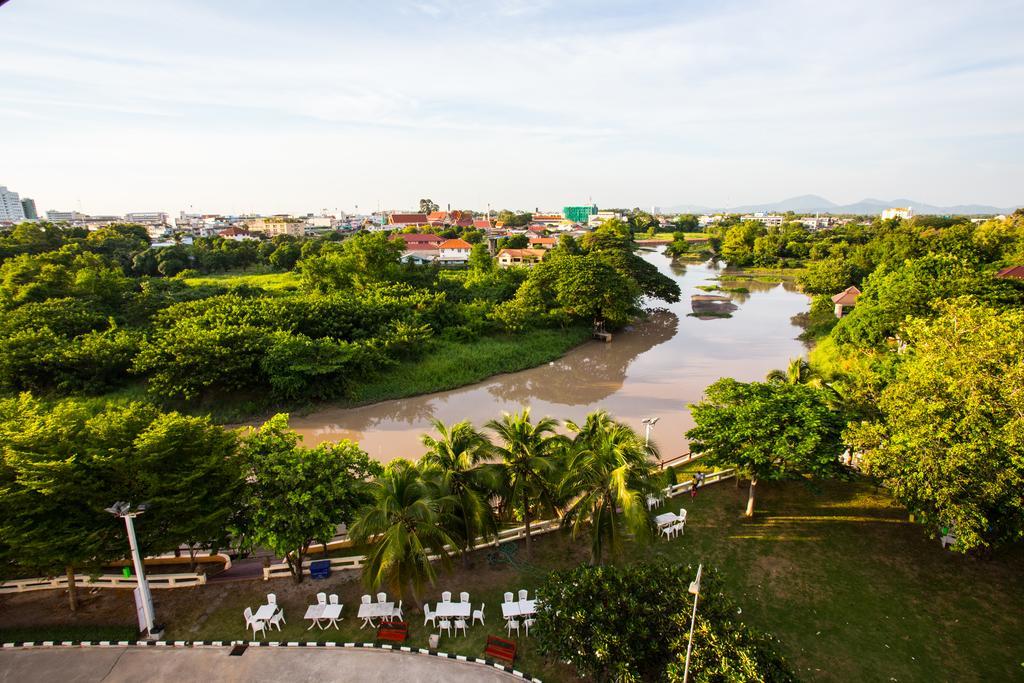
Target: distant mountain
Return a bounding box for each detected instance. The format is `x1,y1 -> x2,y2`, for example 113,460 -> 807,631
664,195 -> 1018,215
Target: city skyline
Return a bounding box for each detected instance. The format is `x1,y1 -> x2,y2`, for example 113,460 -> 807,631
2,0 -> 1023,214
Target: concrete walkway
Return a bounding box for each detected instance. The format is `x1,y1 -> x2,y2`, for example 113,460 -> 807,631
0,646 -> 518,682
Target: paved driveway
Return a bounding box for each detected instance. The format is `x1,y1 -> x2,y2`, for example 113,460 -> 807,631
0,646 -> 517,682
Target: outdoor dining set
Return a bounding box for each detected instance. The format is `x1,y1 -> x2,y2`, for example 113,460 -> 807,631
656,507 -> 687,539
242,588 -> 541,640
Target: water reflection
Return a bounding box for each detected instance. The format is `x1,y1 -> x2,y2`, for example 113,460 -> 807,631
286,252 -> 810,462
486,310 -> 678,405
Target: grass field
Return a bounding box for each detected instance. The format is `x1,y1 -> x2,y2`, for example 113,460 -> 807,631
181,270 -> 301,291
4,479 -> 1020,681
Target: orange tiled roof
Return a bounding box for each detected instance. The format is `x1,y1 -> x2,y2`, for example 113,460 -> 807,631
438,238 -> 472,249
831,285 -> 861,305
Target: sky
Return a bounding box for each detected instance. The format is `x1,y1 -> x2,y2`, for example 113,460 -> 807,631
1,0 -> 1022,215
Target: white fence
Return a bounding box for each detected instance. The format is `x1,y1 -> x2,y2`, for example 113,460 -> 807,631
0,571 -> 207,595
263,470 -> 736,581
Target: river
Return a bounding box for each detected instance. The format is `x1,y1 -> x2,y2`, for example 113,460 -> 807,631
288,249 -> 810,462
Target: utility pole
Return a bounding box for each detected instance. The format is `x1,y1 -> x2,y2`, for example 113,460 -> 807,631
682,564 -> 703,683
106,502 -> 158,638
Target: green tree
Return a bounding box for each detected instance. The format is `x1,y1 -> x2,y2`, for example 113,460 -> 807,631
534,561 -> 795,682
798,257 -> 859,296
846,298 -> 1024,552
560,410 -> 660,564
350,459 -> 457,610
687,379 -> 846,516
468,242 -> 494,273
241,414 -> 380,582
486,409 -> 564,558
419,198 -> 439,214
419,419 -> 498,565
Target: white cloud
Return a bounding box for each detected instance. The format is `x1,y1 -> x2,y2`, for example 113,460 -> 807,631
1,0 -> 1021,213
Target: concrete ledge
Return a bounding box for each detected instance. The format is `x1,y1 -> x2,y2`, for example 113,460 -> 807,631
0,639 -> 542,681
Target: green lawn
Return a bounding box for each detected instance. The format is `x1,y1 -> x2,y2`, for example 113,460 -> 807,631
645,232 -> 708,241
8,478 -> 1014,681
181,270 -> 301,291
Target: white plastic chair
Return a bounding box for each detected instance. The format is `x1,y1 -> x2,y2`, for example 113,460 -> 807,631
679,508 -> 688,522
472,603 -> 485,626
506,618 -> 520,637
317,592 -> 327,605
441,591 -> 452,603
454,617 -> 468,636
329,594 -> 339,605
250,619 -> 267,638
243,607 -> 256,630
439,618 -> 452,637
518,589 -> 528,601
524,617 -> 535,637
376,592 -> 387,603
390,599 -> 403,622
267,593 -> 277,606
673,520 -> 686,536
661,524 -> 675,540
269,610 -> 285,631
459,591 -> 469,604
361,594 -> 371,604
503,592 -> 514,603
424,604 -> 437,627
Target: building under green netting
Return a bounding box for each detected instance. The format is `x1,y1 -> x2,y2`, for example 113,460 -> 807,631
562,205 -> 597,223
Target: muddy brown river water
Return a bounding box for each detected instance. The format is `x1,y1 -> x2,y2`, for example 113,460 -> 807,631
287,250 -> 809,462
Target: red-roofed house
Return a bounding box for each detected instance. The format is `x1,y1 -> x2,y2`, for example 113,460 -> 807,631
394,233 -> 443,250
218,226 -> 257,241
996,265 -> 1024,280
438,238 -> 472,265
831,285 -> 861,318
427,211 -> 448,225
388,213 -> 429,229
529,236 -> 557,250
473,219 -> 492,230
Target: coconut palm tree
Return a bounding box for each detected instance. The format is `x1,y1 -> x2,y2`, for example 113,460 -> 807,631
560,410 -> 661,564
766,357 -> 813,385
419,419 -> 498,566
349,459 -> 457,611
486,409 -> 565,558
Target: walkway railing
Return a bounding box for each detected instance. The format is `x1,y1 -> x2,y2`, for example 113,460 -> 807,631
0,571 -> 207,594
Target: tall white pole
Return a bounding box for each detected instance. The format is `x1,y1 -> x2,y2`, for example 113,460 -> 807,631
683,563 -> 703,683
123,514 -> 155,635
645,422 -> 652,446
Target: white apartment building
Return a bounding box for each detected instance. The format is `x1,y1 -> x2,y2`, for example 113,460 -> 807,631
741,212 -> 785,228
46,210 -> 88,223
881,207 -> 914,220
0,186 -> 27,222
126,212 -> 170,227
698,214 -> 724,227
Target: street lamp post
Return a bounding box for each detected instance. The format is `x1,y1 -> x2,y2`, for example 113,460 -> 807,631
682,563 -> 703,683
641,416 -> 660,447
106,502 -> 157,638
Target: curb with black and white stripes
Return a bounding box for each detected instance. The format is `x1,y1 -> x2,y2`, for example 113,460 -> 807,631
0,639 -> 542,682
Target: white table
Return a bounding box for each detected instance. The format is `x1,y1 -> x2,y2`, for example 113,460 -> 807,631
254,604 -> 278,622
321,604 -> 342,628
501,599 -> 536,619
358,601 -> 394,627
434,602 -> 471,619
655,512 -> 678,528
304,604 -> 325,630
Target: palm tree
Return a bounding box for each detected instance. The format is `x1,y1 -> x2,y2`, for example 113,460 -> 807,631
419,419 -> 498,567
486,409 -> 564,559
349,459 -> 457,611
561,410 -> 661,565
766,357 -> 813,385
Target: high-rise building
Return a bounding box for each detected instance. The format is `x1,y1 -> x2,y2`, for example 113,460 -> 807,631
0,186 -> 27,222
20,198 -> 38,220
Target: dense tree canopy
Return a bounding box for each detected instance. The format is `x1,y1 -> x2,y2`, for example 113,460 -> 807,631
846,298 -> 1024,552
